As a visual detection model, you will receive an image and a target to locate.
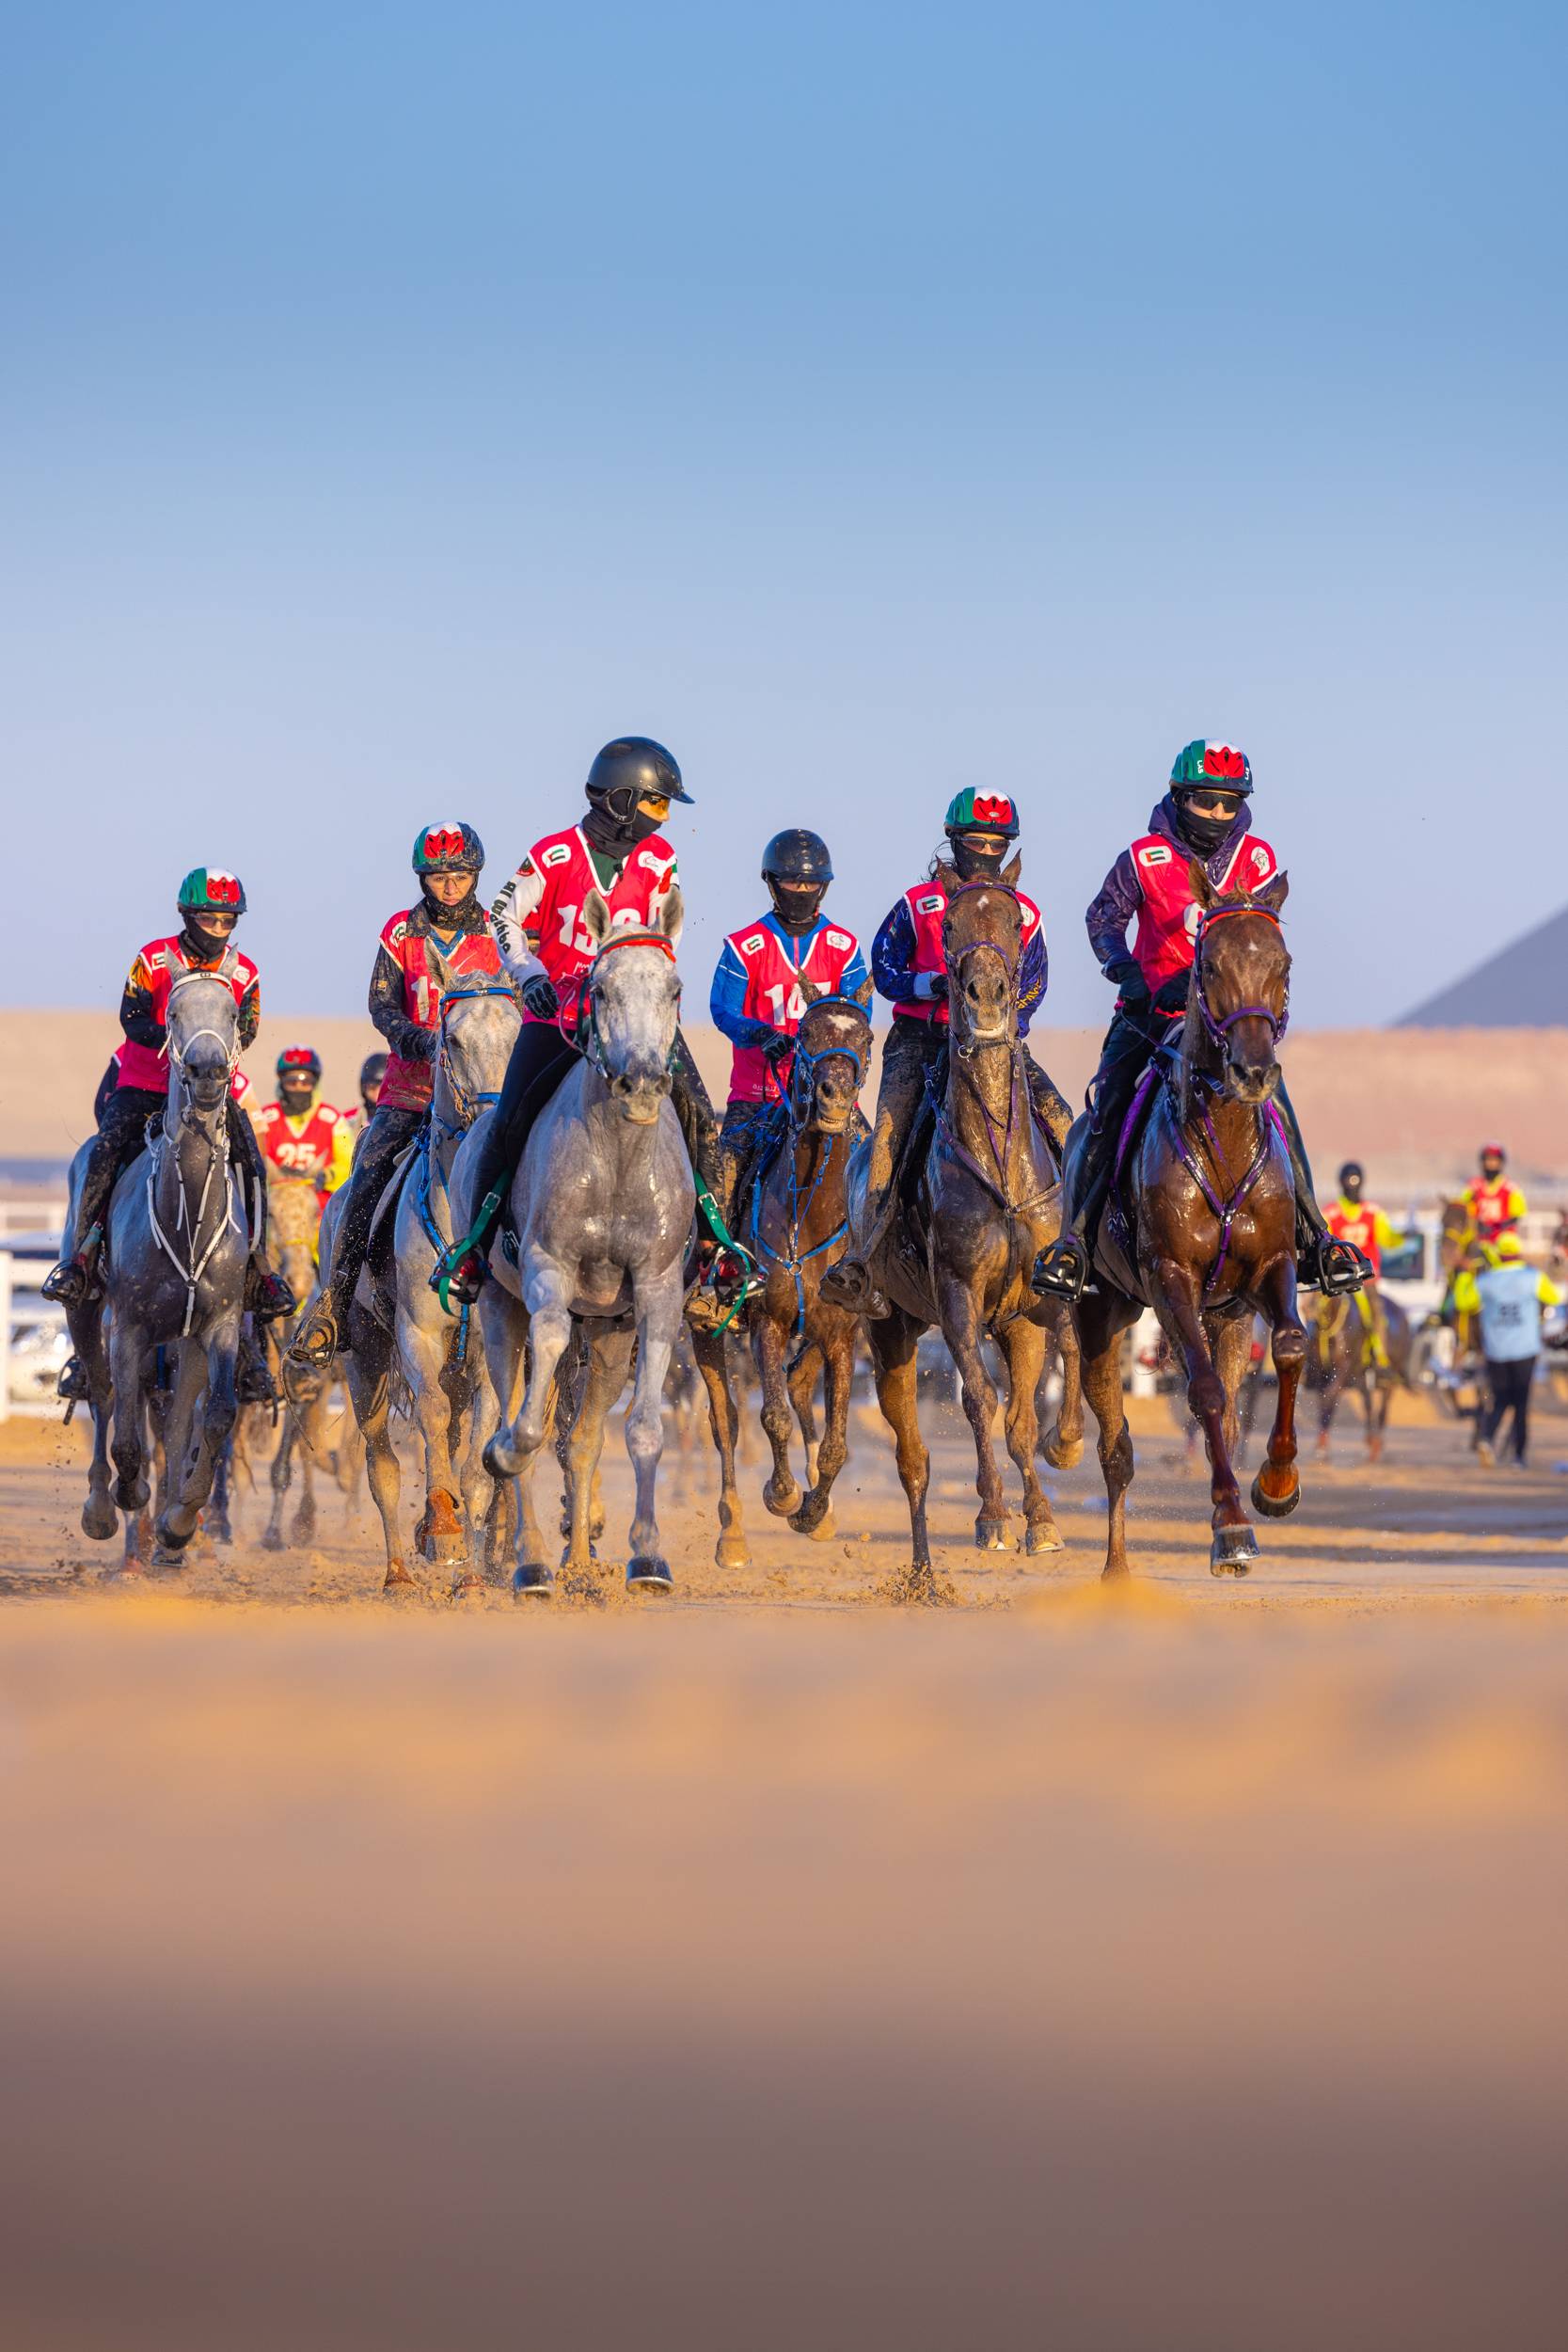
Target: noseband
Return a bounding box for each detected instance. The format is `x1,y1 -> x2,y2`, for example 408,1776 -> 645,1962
1193,905 -> 1290,1053
163,965 -> 241,1097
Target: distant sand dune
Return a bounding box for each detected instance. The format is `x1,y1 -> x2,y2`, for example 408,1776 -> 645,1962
3,1007 -> 1565,1198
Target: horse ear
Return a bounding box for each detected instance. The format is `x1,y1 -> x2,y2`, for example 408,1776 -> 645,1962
1254,868 -> 1289,914
423,936 -> 453,998
658,882 -> 684,944
935,858 -> 961,898
1001,850 -> 1022,889
583,894 -> 611,947
1186,857 -> 1218,911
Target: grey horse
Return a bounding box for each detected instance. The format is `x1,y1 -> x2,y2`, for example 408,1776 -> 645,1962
454,893 -> 692,1595
335,942 -> 521,1597
86,964 -> 251,1564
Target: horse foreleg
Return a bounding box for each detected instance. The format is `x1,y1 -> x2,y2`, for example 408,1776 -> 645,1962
787,1343 -> 823,1493
868,1310 -> 931,1576
790,1326 -> 850,1539
1038,1303 -> 1085,1470
1077,1291 -> 1135,1579
486,1261 -> 572,1477
261,1391 -> 295,1549
78,1306 -> 119,1542
291,1395 -> 319,1545
153,1338 -> 214,1555
938,1278 -> 1008,1551
692,1327 -> 749,1569
401,1312 -> 467,1572
479,1286 -> 549,1595
625,1281 -> 681,1592
109,1317 -> 151,1518
347,1320 -> 413,1593
998,1316 -> 1062,1556
754,1314 -> 800,1517
1252,1256 -> 1307,1518
565,1328 -> 634,1576
1153,1263 -> 1256,1573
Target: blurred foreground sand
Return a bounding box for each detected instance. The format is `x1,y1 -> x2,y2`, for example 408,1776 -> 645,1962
3,1407 -> 1567,2347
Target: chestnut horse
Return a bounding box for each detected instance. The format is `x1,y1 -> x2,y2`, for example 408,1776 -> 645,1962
1059,863 -> 1307,1577
847,862 -> 1081,1579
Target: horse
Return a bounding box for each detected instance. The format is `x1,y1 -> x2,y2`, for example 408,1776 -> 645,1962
1309,1288 -> 1413,1461
693,994 -> 873,1567
89,964 -> 252,1565
1060,862 -> 1307,1578
261,1169 -> 339,1550
845,862 -> 1080,1583
460,892 -> 691,1595
340,942 -> 521,1597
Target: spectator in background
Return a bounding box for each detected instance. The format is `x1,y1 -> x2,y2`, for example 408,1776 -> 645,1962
1452,1233 -> 1563,1468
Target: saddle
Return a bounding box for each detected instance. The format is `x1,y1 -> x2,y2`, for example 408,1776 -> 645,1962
356,1137 -> 421,1330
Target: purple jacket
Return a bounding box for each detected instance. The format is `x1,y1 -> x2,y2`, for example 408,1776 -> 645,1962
1085,793 -> 1264,981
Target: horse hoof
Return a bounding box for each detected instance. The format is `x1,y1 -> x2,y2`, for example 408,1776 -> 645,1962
1250,1472 -> 1301,1519
974,1516 -> 1012,1551
483,1435 -> 520,1481
261,1525 -> 286,1552
513,1563 -> 555,1598
626,1556 -> 673,1593
1210,1524 -> 1259,1576
1025,1521 -> 1066,1555
107,1562 -> 147,1583
81,1497 -> 118,1542
115,1478 -> 150,1514
450,1571 -> 487,1603
153,1515 -> 192,1555
149,1544 -> 187,1571
1041,1427 -> 1085,1470
715,1534 -> 751,1571
210,1518 -> 233,1548
803,1511 -> 838,1544
382,1565 -> 421,1597
763,1482 -> 802,1518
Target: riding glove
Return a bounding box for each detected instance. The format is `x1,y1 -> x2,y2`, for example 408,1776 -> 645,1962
522,976 -> 560,1021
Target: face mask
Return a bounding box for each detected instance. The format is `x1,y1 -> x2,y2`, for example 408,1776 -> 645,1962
182,917 -> 232,962
1341,1177 -> 1363,1201
768,882 -> 826,933
280,1085 -> 314,1118
1171,797 -> 1235,856
950,834 -> 1006,882
583,792 -> 663,857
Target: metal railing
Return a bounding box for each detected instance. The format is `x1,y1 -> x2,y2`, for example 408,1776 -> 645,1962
0,1246 -> 69,1421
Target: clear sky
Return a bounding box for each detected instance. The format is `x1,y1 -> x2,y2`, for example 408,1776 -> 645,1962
2,2 -> 1563,1035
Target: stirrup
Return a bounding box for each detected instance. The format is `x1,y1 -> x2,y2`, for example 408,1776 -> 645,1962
686,1247 -> 763,1335
1032,1233 -> 1092,1301
288,1298 -> 340,1369
431,1190 -> 503,1315
1312,1235 -> 1369,1297
56,1354 -> 91,1404
42,1227 -> 100,1307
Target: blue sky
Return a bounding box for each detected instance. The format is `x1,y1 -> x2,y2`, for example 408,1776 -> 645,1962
2,1 -> 1563,1034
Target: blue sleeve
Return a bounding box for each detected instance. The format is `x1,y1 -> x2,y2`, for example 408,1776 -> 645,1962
1085,849 -> 1141,977
871,898 -> 920,1007
1016,929 -> 1048,1033
709,940 -> 776,1049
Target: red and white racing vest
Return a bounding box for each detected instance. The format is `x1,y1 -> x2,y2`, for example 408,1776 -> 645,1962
893,879 -> 1042,1025
117,936 -> 260,1093
495,825 -> 678,1028
1126,830 -> 1277,996
256,1099 -> 350,1198
721,917 -> 865,1103
1464,1176 -> 1526,1244
376,913 -> 503,1113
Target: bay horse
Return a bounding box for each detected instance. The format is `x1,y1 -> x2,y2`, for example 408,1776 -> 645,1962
1309,1288 -> 1412,1461
694,993 -> 872,1566
462,893 -> 692,1595
846,860 -> 1080,1581
1057,862 -> 1306,1577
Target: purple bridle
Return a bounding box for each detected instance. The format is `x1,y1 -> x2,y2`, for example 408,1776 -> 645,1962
1192,904 -> 1291,1054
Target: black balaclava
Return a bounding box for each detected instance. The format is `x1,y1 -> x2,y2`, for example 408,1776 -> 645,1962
768,879 -> 827,934
279,1079 -> 315,1118
420,875 -> 481,931
1170,791 -> 1239,859
583,790 -> 663,860
947,832 -> 1008,884
1339,1166 -> 1365,1202
180,915 -> 234,963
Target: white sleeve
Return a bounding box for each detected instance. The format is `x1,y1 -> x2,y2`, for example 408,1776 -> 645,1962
648,849 -> 682,948
491,861 -> 546,985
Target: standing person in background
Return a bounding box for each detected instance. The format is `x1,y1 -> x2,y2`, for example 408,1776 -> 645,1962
1452,1232 -> 1562,1467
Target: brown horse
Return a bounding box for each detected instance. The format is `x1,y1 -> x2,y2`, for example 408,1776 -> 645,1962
695,994 -> 872,1565
1060,863 -> 1307,1577
847,862 -> 1081,1579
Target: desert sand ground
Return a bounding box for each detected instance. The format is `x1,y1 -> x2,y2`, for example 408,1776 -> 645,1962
3,1391 -> 1567,2349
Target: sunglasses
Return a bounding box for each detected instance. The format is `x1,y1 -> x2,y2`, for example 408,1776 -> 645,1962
1180,788 -> 1244,817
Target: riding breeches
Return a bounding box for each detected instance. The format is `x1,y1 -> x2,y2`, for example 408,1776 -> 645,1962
325,1104 -> 425,1311
73,1086 -> 166,1248
866,1017 -> 946,1203
715,1100 -> 784,1227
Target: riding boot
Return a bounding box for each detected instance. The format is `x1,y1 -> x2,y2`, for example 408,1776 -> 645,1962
229,1099 -> 295,1323
430,1024 -> 579,1308
1275,1078 -> 1368,1295
687,1100 -> 771,1333
42,1088 -> 161,1305
670,1026 -> 722,1200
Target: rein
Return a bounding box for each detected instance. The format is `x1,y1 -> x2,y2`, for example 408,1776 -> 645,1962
750,1022 -> 868,1338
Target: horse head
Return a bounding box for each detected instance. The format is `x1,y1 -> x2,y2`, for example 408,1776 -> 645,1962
423,938 -> 521,1133
582,887 -> 684,1125
939,852 -> 1023,1047
791,996 -> 871,1137
1185,862 -> 1291,1105
163,962 -> 241,1131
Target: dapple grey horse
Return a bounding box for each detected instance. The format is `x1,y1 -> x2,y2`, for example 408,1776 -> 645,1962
338,943 -> 521,1597
93,964 -> 251,1565
456,893 -> 693,1595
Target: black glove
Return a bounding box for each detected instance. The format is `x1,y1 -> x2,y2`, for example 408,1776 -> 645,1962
1152,972 -> 1192,1016
761,1031 -> 793,1064
408,1028 -> 438,1061
1106,958 -> 1149,1008
925,973 -> 949,1003
522,976 -> 560,1021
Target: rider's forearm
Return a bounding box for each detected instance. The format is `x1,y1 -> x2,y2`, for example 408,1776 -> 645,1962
1085,850 -> 1140,976
119,981 -> 163,1052
368,946 -> 432,1060
870,901 -> 921,1005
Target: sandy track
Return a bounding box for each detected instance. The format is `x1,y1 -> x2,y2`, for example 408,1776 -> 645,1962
3,1402 -> 1567,2347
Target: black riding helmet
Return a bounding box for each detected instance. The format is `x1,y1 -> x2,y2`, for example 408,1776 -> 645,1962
582,737 -> 691,858
1338,1162 -> 1365,1200
761,829 -> 832,932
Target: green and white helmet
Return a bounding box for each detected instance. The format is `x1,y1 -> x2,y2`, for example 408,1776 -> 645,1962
942,788 -> 1020,841
1170,741 -> 1253,796
178,866 -> 247,917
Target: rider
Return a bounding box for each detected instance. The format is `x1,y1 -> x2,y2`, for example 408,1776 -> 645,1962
1033,740 -> 1369,1301
708,828 -> 871,1228
825,788 -> 1074,1317
349,1051 -> 388,1138
43,869 -> 293,1319
1463,1143 -> 1527,1249
255,1047 -> 354,1210
290,823 -> 493,1365
1325,1162 -> 1400,1367
431,738 -> 722,1305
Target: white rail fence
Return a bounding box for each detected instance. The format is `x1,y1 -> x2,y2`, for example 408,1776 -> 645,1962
1,1196 -> 69,1422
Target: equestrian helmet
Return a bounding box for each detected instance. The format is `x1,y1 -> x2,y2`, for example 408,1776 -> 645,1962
1170,741 -> 1253,796
943,788 -> 1019,841
585,738 -> 692,821
1338,1162 -> 1364,1193
277,1045 -> 323,1084
761,829 -> 833,885
413,821 -> 485,875
361,1051 -> 389,1087
178,866 -> 247,917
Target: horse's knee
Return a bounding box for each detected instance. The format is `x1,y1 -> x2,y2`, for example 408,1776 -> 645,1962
1187,1373 -> 1225,1422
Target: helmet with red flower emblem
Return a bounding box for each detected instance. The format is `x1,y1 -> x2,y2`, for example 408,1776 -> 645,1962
942,788 -> 1020,843
277,1045 -> 323,1085
412,821 -> 485,876
178,866 -> 247,918
1170,741 -> 1253,797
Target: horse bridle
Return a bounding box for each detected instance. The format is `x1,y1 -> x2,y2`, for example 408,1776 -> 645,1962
578,930 -> 681,1080
1192,904 -> 1291,1055
435,981 -> 516,1134
162,963 -> 242,1099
